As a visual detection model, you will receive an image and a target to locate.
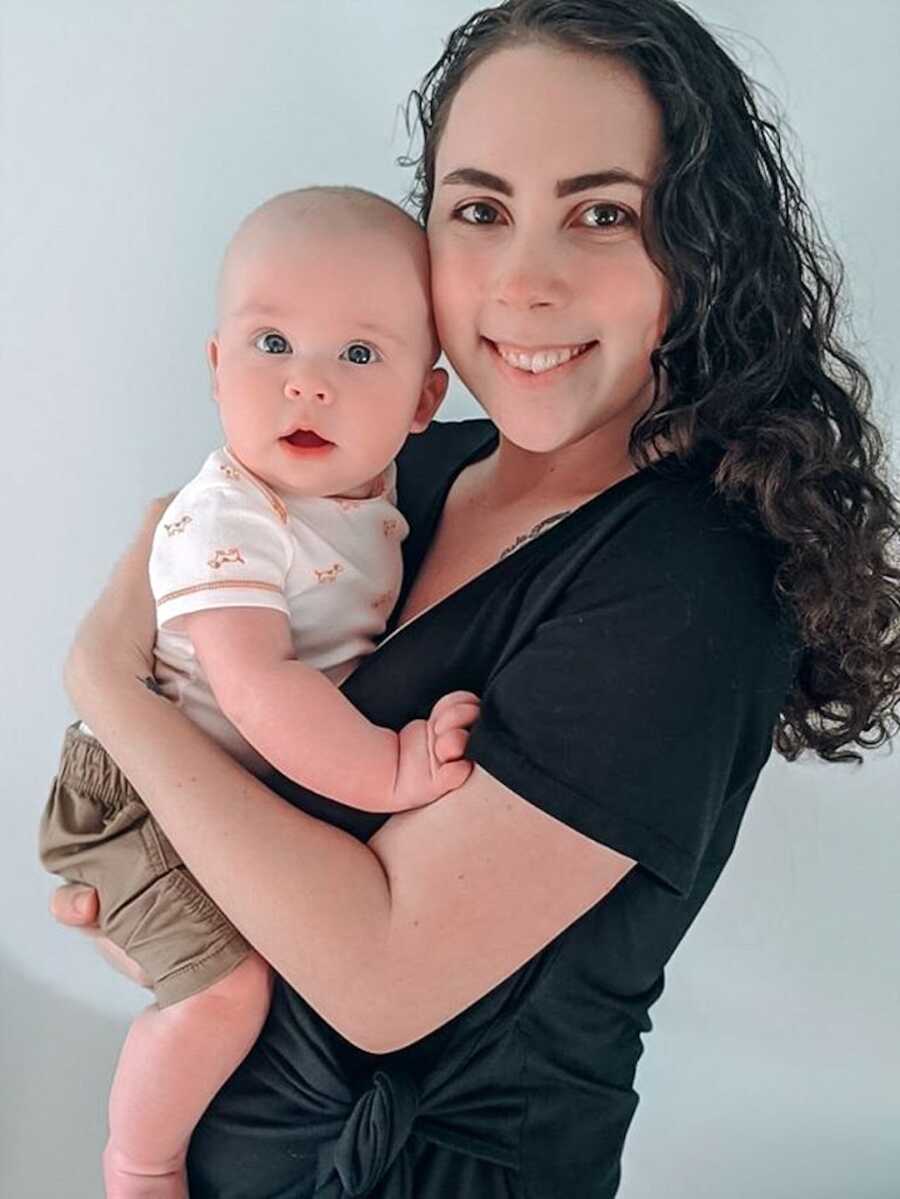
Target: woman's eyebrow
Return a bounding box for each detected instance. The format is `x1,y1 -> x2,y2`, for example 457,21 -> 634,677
557,169 -> 648,196
440,167 -> 648,196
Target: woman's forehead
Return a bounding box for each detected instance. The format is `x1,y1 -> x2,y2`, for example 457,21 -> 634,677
435,44 -> 663,188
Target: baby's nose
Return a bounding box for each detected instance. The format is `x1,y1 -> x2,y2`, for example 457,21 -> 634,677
284,379 -> 333,404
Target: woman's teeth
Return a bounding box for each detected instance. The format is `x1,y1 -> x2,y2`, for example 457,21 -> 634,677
493,341 -> 593,374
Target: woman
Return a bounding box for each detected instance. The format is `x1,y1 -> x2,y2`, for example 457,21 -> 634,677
54,1 -> 900,1196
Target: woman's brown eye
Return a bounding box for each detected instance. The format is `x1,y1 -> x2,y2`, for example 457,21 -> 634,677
457,202 -> 499,225
582,205 -> 629,228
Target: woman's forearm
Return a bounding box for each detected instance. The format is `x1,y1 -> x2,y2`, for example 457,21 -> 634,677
64,641 -> 394,1050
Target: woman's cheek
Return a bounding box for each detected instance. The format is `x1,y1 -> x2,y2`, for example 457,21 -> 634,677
431,270 -> 469,347
602,259 -> 668,336
431,236 -> 478,310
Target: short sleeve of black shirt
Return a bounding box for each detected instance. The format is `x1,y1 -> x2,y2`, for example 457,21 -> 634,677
465,449 -> 797,898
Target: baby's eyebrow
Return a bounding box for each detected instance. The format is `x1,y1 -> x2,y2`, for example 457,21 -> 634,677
227,309 -> 407,348
229,303 -> 284,322
354,322 -> 406,347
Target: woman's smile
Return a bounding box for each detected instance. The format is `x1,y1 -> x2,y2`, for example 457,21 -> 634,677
484,336 -> 599,383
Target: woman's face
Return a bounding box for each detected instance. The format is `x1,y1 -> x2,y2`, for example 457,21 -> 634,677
427,44 -> 669,458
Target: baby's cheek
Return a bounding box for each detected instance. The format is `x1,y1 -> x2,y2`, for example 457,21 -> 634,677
361,390 -> 419,463
217,398 -> 264,460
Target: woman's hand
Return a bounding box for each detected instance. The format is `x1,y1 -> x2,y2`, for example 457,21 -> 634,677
63,495 -> 174,708
49,884 -> 152,988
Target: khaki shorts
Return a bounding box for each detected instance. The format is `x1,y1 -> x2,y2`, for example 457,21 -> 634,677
38,723 -> 251,1007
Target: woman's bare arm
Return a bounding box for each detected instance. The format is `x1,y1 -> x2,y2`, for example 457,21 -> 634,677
63,506 -> 635,1052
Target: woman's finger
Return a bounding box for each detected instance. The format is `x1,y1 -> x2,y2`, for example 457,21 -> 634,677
49,883 -> 100,928
49,885 -> 153,986
92,938 -> 154,988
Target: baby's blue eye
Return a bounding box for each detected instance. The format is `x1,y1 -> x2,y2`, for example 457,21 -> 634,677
255,331 -> 291,354
340,343 -> 381,365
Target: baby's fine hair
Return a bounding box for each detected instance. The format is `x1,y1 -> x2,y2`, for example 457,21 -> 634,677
215,184 -> 429,328
238,185 -> 423,240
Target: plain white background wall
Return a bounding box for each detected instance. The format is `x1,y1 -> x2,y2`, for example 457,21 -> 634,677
2,2 -> 898,1195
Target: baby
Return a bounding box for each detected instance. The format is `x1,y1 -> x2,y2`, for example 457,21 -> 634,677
39,187 -> 480,1199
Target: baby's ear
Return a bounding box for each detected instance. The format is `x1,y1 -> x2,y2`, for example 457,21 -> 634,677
410,367 -> 449,433
206,336 -> 220,399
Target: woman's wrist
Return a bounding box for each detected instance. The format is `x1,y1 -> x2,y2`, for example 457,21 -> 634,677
61,642 -> 144,724
62,498 -> 167,714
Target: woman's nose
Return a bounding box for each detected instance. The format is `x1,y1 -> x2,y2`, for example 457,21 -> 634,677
490,237 -> 569,310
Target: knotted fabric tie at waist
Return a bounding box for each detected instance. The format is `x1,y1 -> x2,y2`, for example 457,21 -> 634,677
313,1059 -> 522,1196
324,1068 -> 420,1196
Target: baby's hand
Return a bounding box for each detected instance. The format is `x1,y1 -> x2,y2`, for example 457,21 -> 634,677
392,690 -> 481,811
428,689 -> 481,765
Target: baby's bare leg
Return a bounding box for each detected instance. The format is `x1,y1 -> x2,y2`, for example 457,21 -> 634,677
103,951 -> 272,1199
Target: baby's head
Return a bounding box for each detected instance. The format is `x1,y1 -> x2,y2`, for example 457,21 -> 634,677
208,187 -> 447,499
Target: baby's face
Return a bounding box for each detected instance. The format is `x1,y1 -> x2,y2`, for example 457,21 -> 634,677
209,221 -> 443,498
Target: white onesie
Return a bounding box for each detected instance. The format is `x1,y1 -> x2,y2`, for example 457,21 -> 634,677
145,446 -> 409,775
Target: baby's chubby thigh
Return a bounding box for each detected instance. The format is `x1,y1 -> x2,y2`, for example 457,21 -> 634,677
105,952 -> 273,1197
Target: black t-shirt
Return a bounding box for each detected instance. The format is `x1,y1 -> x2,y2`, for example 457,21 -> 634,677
187,418 -> 798,1199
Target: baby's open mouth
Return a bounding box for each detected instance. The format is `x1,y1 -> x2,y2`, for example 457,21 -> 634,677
282,429 -> 332,448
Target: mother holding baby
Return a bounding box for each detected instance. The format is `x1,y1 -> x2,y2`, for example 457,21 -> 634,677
52,1 -> 900,1196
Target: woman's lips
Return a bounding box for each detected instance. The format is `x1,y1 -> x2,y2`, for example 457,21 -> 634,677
485,338 -> 598,381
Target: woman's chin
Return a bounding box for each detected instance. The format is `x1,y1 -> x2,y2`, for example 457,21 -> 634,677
484,409 -> 584,454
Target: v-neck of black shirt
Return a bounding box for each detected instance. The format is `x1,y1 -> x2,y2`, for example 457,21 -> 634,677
383,420 -> 664,646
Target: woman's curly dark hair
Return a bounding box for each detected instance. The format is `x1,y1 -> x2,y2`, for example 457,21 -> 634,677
401,0 -> 900,764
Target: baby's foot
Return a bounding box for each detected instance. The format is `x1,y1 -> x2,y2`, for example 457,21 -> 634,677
102,1144 -> 188,1199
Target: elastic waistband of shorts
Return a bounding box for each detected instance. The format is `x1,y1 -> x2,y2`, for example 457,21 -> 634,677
57,722 -> 141,809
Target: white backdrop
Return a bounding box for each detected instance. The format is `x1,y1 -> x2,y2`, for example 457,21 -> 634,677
2,2 -> 898,1196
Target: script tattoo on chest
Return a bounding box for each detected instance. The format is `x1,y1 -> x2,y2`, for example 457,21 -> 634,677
498,510 -> 573,562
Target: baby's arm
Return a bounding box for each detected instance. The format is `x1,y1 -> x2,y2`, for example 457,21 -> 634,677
180,607 -> 479,813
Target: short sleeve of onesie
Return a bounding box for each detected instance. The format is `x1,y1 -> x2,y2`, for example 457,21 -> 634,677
150,459 -> 293,630
466,476 -> 794,897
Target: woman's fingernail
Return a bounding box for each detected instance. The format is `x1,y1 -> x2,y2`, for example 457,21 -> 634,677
73,892 -> 92,916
